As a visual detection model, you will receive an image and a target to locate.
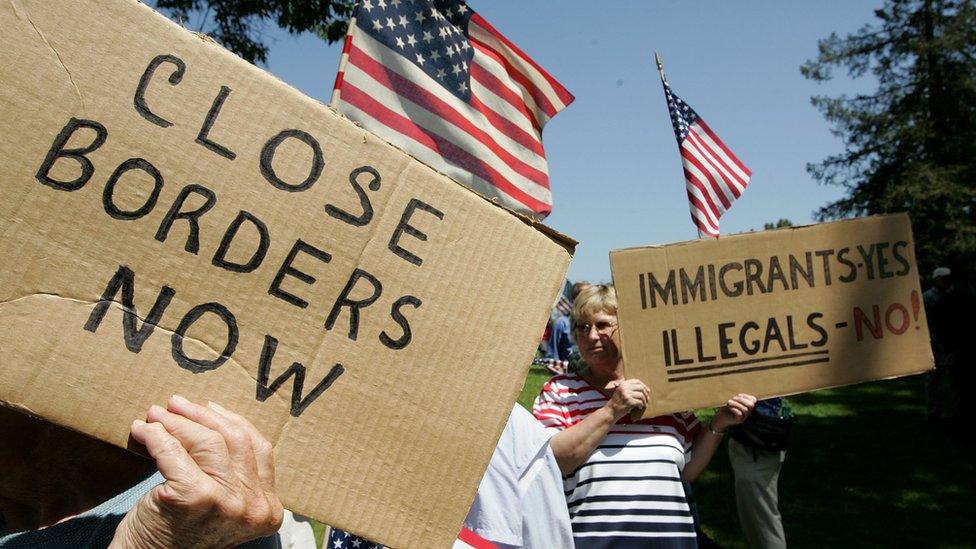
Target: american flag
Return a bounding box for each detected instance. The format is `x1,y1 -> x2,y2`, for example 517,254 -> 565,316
326,527 -> 499,548
331,0 -> 573,218
663,80 -> 751,237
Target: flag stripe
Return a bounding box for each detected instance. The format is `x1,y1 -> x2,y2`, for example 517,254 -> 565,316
686,128 -> 746,195
467,21 -> 564,121
338,83 -> 552,214
681,166 -> 723,229
468,88 -> 544,156
346,42 -> 551,189
695,119 -> 752,177
687,189 -> 719,236
467,36 -> 551,127
469,53 -> 543,133
681,143 -> 734,209
469,14 -> 574,108
682,175 -> 722,229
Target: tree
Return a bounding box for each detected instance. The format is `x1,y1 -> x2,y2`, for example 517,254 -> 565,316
801,0 -> 976,278
154,0 -> 355,64
763,219 -> 795,231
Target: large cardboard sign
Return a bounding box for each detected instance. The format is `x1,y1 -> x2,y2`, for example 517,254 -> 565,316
611,214 -> 932,416
0,1 -> 573,546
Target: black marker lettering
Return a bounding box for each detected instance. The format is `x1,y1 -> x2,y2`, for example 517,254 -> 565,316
260,129 -> 323,192
154,184 -> 217,254
84,265 -> 175,353
325,166 -> 381,227
36,118 -> 108,191
256,335 -> 345,417
325,268 -> 382,340
379,295 -> 422,350
212,211 -> 270,273
103,158 -> 164,220
388,198 -> 445,266
133,54 -> 185,128
171,302 -> 238,373
268,240 -> 332,309
195,85 -> 236,160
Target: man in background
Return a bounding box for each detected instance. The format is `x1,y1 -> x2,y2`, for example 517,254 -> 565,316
546,281 -> 591,372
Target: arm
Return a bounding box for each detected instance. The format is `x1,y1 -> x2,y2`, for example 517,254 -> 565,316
681,394 -> 756,483
547,379 -> 648,474
110,395 -> 283,549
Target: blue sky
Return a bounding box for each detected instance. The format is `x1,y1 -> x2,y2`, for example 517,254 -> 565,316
260,1 -> 882,283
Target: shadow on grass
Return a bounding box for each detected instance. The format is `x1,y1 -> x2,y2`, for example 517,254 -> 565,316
694,375 -> 976,547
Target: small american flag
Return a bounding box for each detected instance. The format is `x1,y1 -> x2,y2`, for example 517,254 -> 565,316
662,79 -> 751,237
332,0 -> 573,218
554,278 -> 573,316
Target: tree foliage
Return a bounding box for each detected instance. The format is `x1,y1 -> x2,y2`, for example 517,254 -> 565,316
763,218 -> 795,231
802,0 -> 976,277
154,0 -> 355,64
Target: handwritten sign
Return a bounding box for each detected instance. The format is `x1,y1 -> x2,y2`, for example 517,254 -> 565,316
611,214 -> 932,416
0,1 -> 573,546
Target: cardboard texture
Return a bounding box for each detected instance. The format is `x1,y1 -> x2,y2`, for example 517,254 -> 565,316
0,1 -> 574,546
610,214 -> 933,416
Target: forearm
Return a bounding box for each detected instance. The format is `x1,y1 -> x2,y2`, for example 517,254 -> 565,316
549,405 -> 618,474
680,422 -> 725,483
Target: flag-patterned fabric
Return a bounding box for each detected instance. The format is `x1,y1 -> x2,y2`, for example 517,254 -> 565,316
326,528 -> 385,549
332,0 -> 574,218
663,80 -> 751,237
326,527 -> 499,548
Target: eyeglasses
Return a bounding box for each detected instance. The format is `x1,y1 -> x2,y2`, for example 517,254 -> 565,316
573,321 -> 618,336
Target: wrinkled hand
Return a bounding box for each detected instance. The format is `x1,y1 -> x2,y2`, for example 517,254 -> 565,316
110,396 -> 283,549
604,379 -> 649,421
711,394 -> 757,432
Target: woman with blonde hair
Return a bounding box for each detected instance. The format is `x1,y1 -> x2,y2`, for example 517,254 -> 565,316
533,284 -> 755,548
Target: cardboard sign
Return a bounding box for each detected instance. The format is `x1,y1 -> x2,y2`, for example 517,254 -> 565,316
0,1 -> 574,546
610,214 -> 932,416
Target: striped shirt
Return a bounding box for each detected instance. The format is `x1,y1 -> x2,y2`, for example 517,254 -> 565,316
533,373 -> 701,549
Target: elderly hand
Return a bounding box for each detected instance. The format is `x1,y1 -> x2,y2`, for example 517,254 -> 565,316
109,395 -> 283,549
710,393 -> 757,432
604,379 -> 649,421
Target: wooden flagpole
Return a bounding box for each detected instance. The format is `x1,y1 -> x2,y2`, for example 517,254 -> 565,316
655,52 -> 704,240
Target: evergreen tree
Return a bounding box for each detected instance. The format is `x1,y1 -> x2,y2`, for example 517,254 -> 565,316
802,0 -> 976,278
154,0 -> 355,64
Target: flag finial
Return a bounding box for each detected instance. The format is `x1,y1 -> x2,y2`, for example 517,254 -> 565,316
654,51 -> 666,82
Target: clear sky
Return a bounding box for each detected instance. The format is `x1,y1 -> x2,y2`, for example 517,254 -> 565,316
259,1 -> 882,283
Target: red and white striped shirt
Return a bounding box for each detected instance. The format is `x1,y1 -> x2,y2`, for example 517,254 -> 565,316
533,373 -> 701,549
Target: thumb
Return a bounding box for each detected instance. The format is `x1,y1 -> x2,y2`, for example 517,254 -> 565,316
605,380 -> 621,392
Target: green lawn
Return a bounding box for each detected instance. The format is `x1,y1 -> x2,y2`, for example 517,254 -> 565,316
516,367 -> 976,547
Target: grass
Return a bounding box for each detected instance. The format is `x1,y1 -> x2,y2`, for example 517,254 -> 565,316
516,367 -> 976,547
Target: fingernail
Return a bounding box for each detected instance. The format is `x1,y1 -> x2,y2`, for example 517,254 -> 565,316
132,419 -> 146,428
171,394 -> 189,406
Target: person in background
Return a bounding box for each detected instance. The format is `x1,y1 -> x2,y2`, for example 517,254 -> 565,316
728,397 -> 791,549
546,281 -> 591,371
0,396 -> 285,548
923,266 -> 967,423
534,284 -> 756,548
326,404 -> 573,548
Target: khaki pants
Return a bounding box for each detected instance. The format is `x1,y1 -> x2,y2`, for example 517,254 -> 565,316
728,437 -> 787,549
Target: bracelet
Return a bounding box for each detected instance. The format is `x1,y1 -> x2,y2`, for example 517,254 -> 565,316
708,422 -> 726,436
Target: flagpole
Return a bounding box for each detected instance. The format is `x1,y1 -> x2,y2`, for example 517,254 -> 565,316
329,14 -> 358,108
655,52 -> 704,240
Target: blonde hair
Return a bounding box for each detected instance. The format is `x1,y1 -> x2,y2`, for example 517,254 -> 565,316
571,284 -> 617,326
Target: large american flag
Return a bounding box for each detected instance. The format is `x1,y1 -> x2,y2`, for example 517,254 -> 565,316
331,0 -> 573,218
663,80 -> 751,237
